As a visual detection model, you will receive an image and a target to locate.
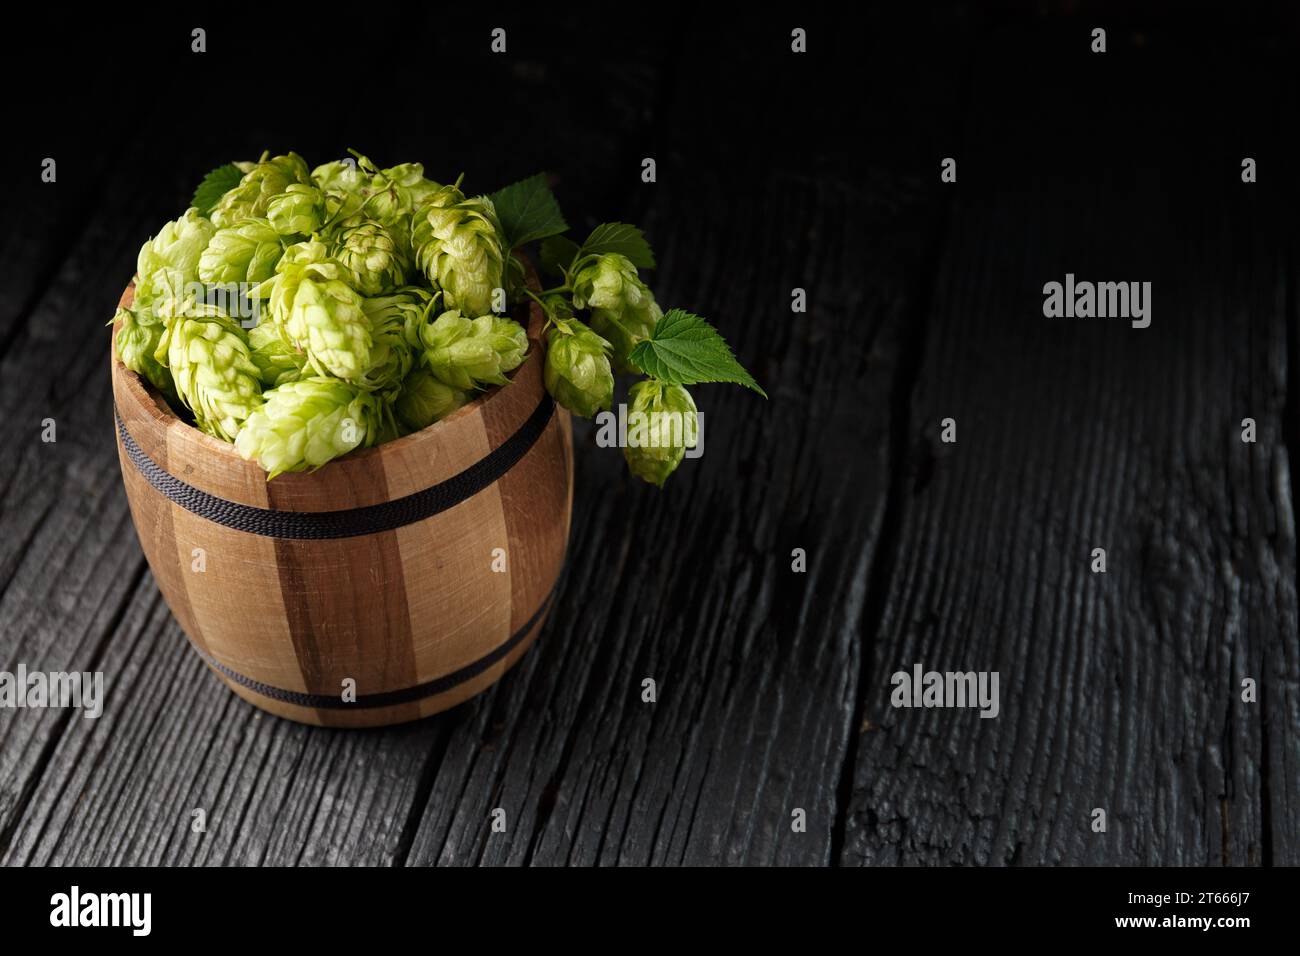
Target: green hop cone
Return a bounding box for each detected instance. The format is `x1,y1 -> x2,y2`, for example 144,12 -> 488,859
136,207 -> 216,303
266,183 -> 325,236
393,366 -> 467,432
544,318 -> 613,418
379,162 -> 444,206
312,158 -> 367,194
411,195 -> 504,317
252,239 -> 372,381
154,299 -> 263,442
113,301 -> 176,401
389,287 -> 439,348
210,152 -> 311,228
234,378 -> 379,478
332,216 -> 409,296
623,379 -> 699,487
571,253 -> 662,371
311,158 -> 370,222
358,294 -> 416,394
198,218 -> 283,284
273,236 -> 331,270
365,164 -> 451,253
248,321 -> 306,388
419,310 -> 528,391
312,154 -> 450,251
355,286 -> 437,350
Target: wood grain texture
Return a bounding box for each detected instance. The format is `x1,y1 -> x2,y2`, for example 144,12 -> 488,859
2,7 -> 1298,867
398,170 -> 922,865
839,25 -> 1300,866
394,8 -> 968,859
0,128 -> 192,858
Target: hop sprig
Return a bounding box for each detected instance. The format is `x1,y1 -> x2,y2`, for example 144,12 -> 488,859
570,253 -> 662,371
117,152 -> 763,485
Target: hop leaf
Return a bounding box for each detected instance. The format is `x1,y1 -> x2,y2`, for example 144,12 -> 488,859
198,218 -> 283,284
571,253 -> 661,371
394,366 -> 467,432
544,318 -> 613,418
488,173 -> 568,249
191,164 -> 245,217
576,222 -> 655,269
539,235 -> 581,279
412,195 -> 505,316
234,378 -> 379,478
419,310 -> 528,391
155,298 -> 263,442
628,310 -> 766,397
623,379 -> 698,487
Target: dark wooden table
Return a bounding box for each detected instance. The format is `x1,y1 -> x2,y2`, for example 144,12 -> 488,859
1,7 -> 1297,866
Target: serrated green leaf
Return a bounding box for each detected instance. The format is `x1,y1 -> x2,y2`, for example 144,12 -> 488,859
539,235 -> 581,278
628,310 -> 766,397
488,173 -> 569,249
577,222 -> 655,269
191,163 -> 244,216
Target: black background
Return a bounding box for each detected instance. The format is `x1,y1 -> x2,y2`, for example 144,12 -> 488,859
0,1 -> 1298,878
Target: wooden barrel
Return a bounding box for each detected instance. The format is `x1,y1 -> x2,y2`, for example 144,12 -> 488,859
110,285 -> 573,728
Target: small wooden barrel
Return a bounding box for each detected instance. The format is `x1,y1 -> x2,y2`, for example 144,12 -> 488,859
110,285 -> 573,728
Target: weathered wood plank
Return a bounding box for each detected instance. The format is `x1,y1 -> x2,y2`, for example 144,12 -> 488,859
839,26 -> 1300,865
0,126 -> 187,855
